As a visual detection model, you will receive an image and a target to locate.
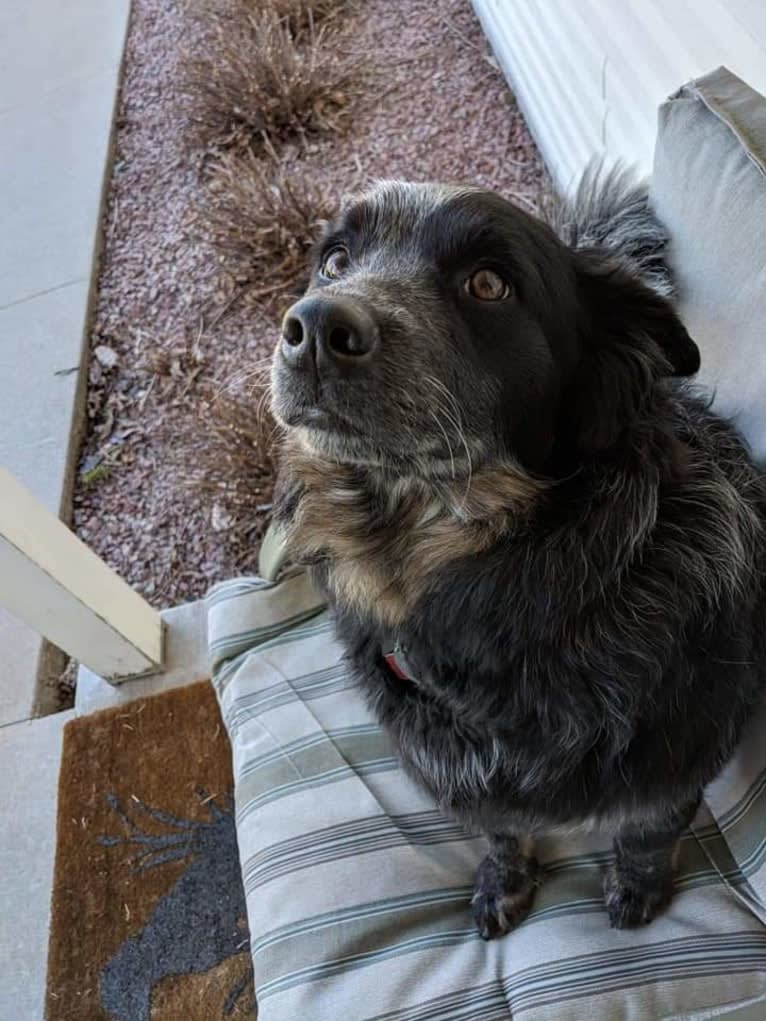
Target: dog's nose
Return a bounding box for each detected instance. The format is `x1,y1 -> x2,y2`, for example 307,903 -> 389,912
281,296 -> 378,373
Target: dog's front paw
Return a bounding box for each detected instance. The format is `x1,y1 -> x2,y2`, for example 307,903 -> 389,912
603,864 -> 674,929
471,853 -> 541,940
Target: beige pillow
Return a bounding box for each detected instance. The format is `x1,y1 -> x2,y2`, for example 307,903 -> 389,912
651,66 -> 766,464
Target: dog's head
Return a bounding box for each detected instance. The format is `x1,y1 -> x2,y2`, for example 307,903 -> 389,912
270,181 -> 699,478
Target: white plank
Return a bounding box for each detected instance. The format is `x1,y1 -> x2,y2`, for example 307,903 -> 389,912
0,468 -> 163,681
474,0 -> 587,186
472,0 -> 766,189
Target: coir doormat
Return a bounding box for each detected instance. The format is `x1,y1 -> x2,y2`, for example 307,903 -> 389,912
45,680 -> 255,1020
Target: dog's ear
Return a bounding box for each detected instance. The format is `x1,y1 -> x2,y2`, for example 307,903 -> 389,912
565,250 -> 700,453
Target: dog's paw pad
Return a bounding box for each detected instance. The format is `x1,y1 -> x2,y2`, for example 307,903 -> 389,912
471,855 -> 540,941
603,865 -> 673,929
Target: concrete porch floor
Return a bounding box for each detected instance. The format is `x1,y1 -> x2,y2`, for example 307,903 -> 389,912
0,0 -> 130,726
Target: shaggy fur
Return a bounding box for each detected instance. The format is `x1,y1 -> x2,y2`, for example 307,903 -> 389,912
279,430 -> 541,626
540,162 -> 675,298
270,172 -> 766,937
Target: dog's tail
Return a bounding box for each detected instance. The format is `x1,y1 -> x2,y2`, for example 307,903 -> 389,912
541,161 -> 674,297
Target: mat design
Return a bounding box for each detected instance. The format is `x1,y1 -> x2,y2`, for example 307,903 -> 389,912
46,680 -> 255,1021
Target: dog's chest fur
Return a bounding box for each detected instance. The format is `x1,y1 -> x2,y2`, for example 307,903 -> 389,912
277,435 -> 540,629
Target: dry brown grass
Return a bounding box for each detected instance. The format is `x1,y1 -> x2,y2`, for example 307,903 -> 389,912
188,0 -> 347,32
173,389 -> 279,555
182,5 -> 360,155
173,0 -> 355,554
200,147 -> 340,304
144,330 -> 279,556
257,0 -> 348,34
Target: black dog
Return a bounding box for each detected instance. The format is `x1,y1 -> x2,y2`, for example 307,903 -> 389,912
270,170 -> 766,937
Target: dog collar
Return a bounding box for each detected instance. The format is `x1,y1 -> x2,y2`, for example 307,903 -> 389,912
382,643 -> 417,684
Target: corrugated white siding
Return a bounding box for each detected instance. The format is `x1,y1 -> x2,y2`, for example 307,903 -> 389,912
473,0 -> 766,189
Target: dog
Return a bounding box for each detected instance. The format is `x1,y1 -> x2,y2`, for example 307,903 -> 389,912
269,168 -> 766,937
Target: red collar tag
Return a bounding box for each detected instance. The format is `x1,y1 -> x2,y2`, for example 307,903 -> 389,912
383,645 -> 416,683
384,652 -> 411,681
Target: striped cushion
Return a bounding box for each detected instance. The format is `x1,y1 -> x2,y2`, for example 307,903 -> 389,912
207,573 -> 766,1020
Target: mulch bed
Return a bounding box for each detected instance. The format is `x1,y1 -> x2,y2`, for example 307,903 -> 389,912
72,0 -> 545,613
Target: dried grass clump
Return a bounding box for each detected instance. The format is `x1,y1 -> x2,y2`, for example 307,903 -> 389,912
183,6 -> 359,154
179,391 -> 279,550
202,148 -> 339,301
267,0 -> 348,33
188,0 -> 346,33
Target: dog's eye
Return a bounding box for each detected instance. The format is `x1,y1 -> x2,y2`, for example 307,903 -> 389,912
320,247 -> 350,280
466,268 -> 511,301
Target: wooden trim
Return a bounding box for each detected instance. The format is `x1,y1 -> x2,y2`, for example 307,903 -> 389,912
0,468 -> 164,682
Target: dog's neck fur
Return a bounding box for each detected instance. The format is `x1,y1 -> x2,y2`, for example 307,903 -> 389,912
276,398 -> 760,636
276,432 -> 542,628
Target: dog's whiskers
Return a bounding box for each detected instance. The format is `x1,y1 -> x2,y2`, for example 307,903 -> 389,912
214,362 -> 273,401
214,365 -> 273,400
424,375 -> 474,505
428,408 -> 457,481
